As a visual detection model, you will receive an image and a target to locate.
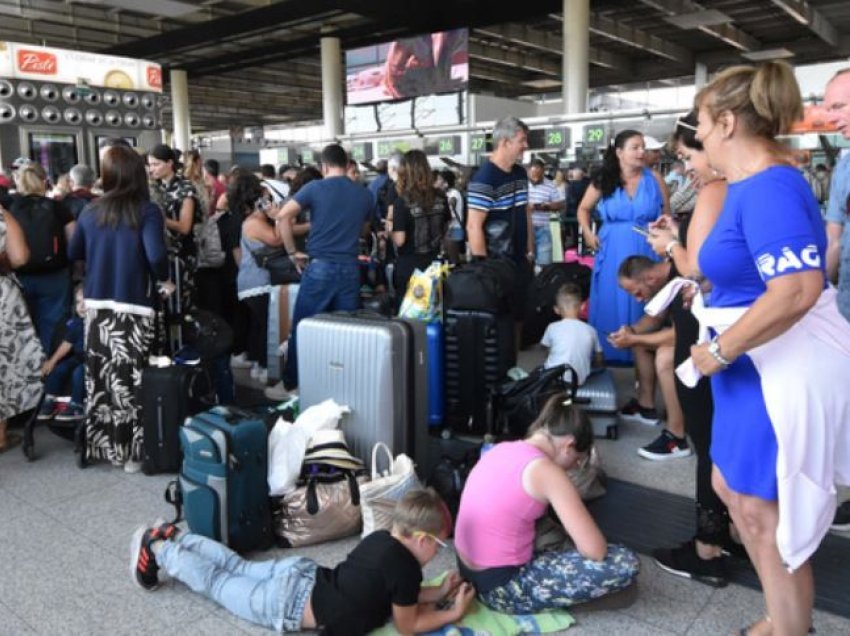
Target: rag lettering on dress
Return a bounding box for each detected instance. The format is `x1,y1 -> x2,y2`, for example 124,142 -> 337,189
756,244 -> 821,280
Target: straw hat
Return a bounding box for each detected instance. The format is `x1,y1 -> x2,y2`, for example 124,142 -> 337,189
303,430 -> 364,471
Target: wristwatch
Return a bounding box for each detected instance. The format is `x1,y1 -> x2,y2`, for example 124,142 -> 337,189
707,337 -> 731,367
665,239 -> 680,259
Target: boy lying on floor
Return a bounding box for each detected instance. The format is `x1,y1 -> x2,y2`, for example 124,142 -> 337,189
130,488 -> 474,635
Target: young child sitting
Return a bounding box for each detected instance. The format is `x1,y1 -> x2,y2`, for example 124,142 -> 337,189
130,488 -> 475,634
540,283 -> 603,385
38,285 -> 86,422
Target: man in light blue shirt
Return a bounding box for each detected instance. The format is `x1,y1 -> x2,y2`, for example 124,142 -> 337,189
526,158 -> 564,266
823,68 -> 850,322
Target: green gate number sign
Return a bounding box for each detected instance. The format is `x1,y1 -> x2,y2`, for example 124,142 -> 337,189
583,125 -> 607,147
470,134 -> 489,153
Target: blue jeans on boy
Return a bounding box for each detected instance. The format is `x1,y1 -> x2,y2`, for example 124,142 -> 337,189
44,357 -> 85,404
478,544 -> 640,614
18,269 -> 71,354
157,533 -> 317,632
283,259 -> 361,389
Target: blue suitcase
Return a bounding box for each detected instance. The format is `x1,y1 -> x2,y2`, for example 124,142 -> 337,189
426,321 -> 444,427
177,406 -> 273,553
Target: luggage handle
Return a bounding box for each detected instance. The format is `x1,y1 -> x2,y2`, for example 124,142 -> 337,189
370,442 -> 394,478
305,471 -> 360,514
164,480 -> 183,524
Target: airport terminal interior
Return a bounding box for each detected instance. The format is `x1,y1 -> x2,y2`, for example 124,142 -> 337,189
1,0 -> 850,634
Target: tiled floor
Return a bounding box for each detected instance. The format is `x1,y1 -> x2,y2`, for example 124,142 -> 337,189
2,363 -> 848,635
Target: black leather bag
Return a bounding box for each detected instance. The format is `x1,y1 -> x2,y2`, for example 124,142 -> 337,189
493,364 -> 578,438
444,258 -> 516,313
250,247 -> 301,285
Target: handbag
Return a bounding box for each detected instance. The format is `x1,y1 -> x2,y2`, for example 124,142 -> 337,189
360,442 -> 421,538
250,246 -> 301,285
270,468 -> 366,548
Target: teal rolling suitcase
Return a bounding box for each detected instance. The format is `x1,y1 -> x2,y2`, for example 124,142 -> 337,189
177,406 -> 273,553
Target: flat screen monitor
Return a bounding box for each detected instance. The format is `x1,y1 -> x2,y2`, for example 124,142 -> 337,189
28,132 -> 78,182
346,28 -> 468,106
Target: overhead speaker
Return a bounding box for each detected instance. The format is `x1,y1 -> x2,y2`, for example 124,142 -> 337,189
142,114 -> 157,129
17,82 -> 37,100
0,102 -> 15,122
105,110 -> 121,126
84,91 -> 101,105
63,107 -> 82,125
103,90 -> 120,107
0,80 -> 12,98
122,92 -> 139,108
19,104 -> 38,122
62,86 -> 81,104
40,84 -> 59,102
41,105 -> 61,124
85,109 -> 103,126
141,93 -> 156,110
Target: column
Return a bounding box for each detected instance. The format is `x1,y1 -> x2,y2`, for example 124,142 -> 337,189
694,62 -> 708,90
563,0 -> 590,114
170,69 -> 191,152
321,36 -> 343,140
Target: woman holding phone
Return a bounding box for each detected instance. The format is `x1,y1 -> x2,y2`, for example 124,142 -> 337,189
578,130 -> 669,364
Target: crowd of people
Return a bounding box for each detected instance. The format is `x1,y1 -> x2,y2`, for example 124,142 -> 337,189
1,59 -> 850,635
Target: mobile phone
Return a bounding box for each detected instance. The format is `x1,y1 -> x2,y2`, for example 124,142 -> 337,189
631,225 -> 650,237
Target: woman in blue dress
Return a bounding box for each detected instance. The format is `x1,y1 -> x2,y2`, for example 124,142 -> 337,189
578,130 -> 669,366
578,130 -> 669,362
692,62 -> 849,636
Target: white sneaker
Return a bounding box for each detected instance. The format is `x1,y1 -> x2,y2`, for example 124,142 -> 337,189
255,368 -> 268,386
124,460 -> 144,474
231,352 -> 252,369
264,381 -> 292,402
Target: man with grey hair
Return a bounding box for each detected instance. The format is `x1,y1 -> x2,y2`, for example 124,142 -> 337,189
466,116 -> 533,321
65,163 -> 97,220
823,67 -> 850,532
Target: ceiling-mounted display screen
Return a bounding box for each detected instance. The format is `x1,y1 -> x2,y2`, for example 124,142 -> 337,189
345,29 -> 468,106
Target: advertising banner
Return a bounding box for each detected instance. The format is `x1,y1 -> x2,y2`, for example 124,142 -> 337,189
0,41 -> 162,92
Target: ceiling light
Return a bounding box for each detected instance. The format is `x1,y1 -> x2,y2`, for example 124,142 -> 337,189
664,10 -> 731,29
522,79 -> 562,88
741,47 -> 795,61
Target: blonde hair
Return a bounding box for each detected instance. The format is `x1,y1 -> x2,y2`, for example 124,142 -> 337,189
555,282 -> 582,311
17,163 -> 47,196
695,61 -> 802,139
391,488 -> 448,537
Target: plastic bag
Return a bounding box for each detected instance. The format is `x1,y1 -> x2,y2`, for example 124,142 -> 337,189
398,261 -> 449,322
360,442 -> 421,537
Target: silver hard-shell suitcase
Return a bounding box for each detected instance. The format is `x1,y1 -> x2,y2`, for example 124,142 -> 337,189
297,313 -> 427,464
576,369 -> 619,439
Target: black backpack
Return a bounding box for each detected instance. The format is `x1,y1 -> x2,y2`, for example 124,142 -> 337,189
11,196 -> 68,275
427,449 -> 480,526
493,364 -> 578,438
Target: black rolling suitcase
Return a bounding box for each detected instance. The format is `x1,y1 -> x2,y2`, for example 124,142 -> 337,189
140,365 -> 215,474
521,262 -> 592,349
444,309 -> 515,435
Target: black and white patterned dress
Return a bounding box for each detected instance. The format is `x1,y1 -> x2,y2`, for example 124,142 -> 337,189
152,175 -> 199,313
0,211 -> 44,420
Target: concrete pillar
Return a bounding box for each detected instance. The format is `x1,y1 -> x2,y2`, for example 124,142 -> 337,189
563,0 -> 590,114
170,69 -> 191,152
321,36 -> 343,140
695,62 -> 708,90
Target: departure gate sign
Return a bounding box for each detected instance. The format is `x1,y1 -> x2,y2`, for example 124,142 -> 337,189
583,124 -> 607,147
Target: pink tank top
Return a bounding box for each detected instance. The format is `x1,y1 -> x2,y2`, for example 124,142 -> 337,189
454,441 -> 548,567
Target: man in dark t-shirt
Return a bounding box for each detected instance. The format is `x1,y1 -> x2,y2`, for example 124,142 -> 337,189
131,489 -> 474,634
275,144 -> 374,392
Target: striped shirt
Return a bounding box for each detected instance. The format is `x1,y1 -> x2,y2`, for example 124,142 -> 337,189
468,160 -> 529,259
527,178 -> 563,227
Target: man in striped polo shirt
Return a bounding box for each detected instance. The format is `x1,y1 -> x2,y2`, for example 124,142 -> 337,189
527,157 -> 565,267
466,116 -> 534,320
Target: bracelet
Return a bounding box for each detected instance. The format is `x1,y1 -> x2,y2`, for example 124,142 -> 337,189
665,239 -> 680,259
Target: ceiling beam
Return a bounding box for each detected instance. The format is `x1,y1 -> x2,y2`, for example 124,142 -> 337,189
588,14 -> 693,65
767,0 -> 838,47
468,40 -> 561,77
474,23 -> 633,72
636,0 -> 760,51
102,0 -> 343,57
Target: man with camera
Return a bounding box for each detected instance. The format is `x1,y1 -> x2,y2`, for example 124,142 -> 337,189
274,144 -> 374,394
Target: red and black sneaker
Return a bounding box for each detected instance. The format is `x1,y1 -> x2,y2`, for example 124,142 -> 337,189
156,522 -> 181,542
129,526 -> 162,591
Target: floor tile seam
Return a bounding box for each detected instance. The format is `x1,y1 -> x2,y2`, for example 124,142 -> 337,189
679,585 -> 720,634
0,595 -> 37,632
